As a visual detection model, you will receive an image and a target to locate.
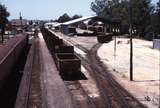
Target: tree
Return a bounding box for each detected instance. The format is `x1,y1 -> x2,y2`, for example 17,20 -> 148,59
130,0 -> 154,37
91,0 -> 126,18
57,13 -> 71,23
72,14 -> 82,20
151,0 -> 160,37
91,0 -> 154,37
0,4 -> 9,43
157,0 -> 160,11
91,0 -> 107,15
156,0 -> 160,22
91,0 -> 129,33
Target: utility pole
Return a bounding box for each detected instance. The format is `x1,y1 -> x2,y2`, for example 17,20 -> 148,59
19,12 -> 23,29
114,28 -> 117,59
113,27 -> 117,72
129,0 -> 133,81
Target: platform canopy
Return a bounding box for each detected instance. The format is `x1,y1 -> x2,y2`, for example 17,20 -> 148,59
62,16 -> 96,25
61,15 -> 120,26
45,22 -> 61,27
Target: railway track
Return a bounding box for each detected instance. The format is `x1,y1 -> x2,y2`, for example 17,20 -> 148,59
43,30 -> 106,108
42,32 -> 98,108
44,29 -> 148,108
88,44 -> 147,108
27,38 -> 42,108
64,80 -> 98,108
76,43 -> 147,108
55,32 -> 147,108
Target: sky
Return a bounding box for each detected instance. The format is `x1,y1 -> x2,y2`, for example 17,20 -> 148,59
0,0 -> 95,20
0,0 -> 159,20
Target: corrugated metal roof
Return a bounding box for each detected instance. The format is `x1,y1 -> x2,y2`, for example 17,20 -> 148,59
45,22 -> 61,27
62,16 -> 96,25
53,16 -> 120,27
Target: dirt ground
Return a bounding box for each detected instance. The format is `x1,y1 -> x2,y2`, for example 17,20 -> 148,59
98,38 -> 160,108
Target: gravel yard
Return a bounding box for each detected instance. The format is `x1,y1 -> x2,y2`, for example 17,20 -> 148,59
98,38 -> 160,108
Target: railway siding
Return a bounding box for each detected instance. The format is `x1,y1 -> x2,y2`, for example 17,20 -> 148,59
38,33 -> 75,108
49,29 -> 147,108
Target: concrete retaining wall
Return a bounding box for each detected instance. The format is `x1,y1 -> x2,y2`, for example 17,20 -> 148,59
0,34 -> 28,89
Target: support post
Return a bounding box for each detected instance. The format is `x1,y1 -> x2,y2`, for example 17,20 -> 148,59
113,30 -> 117,71
129,0 -> 133,81
1,27 -> 4,43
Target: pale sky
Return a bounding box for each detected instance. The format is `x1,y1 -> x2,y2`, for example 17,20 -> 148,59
0,0 -> 158,20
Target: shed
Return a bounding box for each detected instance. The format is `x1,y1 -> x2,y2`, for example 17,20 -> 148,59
153,39 -> 160,50
60,16 -> 96,35
60,16 -> 121,35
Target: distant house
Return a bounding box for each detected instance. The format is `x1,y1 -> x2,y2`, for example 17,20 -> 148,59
10,19 -> 28,34
11,19 -> 28,27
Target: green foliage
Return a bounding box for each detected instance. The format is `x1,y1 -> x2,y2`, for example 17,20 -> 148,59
131,1 -> 153,26
156,0 -> 160,15
91,0 -> 107,15
157,0 -> 160,9
72,14 -> 82,20
151,0 -> 160,36
0,3 -> 10,42
0,4 -> 9,27
57,13 -> 82,24
91,0 -> 157,37
57,13 -> 71,23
